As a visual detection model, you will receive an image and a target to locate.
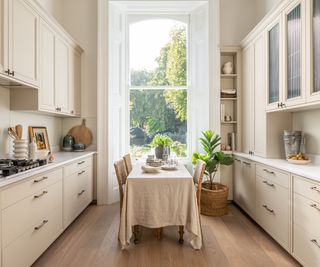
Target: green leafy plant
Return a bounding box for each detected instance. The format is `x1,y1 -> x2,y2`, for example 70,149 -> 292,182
192,130 -> 234,189
151,134 -> 173,147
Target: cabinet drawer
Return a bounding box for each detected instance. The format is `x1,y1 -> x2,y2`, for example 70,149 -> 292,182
3,206 -> 62,267
256,164 -> 289,188
1,168 -> 62,209
294,175 -> 320,203
64,156 -> 92,177
256,175 -> 290,250
294,193 -> 320,240
2,180 -> 62,248
63,166 -> 92,227
293,224 -> 320,267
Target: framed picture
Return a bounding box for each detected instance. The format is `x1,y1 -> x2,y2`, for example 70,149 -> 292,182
28,126 -> 51,151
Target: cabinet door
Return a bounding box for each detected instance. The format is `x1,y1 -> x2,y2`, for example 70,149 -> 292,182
242,45 -> 254,154
9,0 -> 39,86
55,36 -> 69,114
266,19 -> 281,110
283,0 -> 306,107
308,0 -> 320,102
69,49 -> 81,116
0,0 -> 5,74
254,34 -> 267,157
241,160 -> 256,218
39,20 -> 55,112
233,158 -> 243,205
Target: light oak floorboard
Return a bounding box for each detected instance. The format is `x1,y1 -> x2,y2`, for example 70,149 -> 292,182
33,204 -> 300,267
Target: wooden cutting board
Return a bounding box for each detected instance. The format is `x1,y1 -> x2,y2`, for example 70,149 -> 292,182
68,119 -> 93,147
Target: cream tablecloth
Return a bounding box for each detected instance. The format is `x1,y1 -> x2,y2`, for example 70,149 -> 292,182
119,164 -> 202,250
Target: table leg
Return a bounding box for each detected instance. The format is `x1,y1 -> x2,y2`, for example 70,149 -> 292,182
156,228 -> 163,240
133,225 -> 140,244
178,225 -> 184,244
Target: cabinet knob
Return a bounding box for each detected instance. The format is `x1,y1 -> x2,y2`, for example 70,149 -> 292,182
71,110 -> 74,114
311,239 -> 320,249
4,69 -> 10,75
277,102 -> 281,108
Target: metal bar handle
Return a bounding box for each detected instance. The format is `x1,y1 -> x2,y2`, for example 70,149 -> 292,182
243,161 -> 251,166
262,205 -> 274,213
263,169 -> 275,175
78,190 -> 85,196
234,159 -> 241,162
78,170 -> 85,176
310,186 -> 320,193
34,176 -> 48,183
263,180 -> 275,187
34,190 -> 48,199
311,239 -> 320,248
78,161 -> 85,165
310,204 -> 320,212
34,220 -> 48,230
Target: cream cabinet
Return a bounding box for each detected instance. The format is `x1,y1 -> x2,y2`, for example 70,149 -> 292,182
68,49 -> 81,116
233,157 -> 256,218
1,0 -> 39,87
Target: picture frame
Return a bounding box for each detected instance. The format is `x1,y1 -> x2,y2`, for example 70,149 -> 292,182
28,126 -> 51,151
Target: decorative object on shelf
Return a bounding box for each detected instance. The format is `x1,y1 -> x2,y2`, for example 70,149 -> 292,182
283,130 -> 302,159
192,130 -> 234,216
48,152 -> 55,163
221,88 -> 237,98
222,61 -> 233,74
228,132 -> 236,151
220,104 -> 225,122
29,126 -> 51,152
29,137 -> 38,160
73,143 -> 85,152
7,127 -> 19,140
15,124 -> 23,140
151,134 -> 173,160
141,165 -> 161,173
224,115 -> 232,122
62,134 -> 75,152
13,139 -> 28,159
68,119 -> 93,148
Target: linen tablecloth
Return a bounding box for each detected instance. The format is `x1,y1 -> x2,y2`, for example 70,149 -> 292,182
119,164 -> 202,249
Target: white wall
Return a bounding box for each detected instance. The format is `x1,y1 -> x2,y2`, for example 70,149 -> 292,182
292,109 -> 320,155
256,0 -> 283,19
0,87 -> 62,155
36,0 -> 64,23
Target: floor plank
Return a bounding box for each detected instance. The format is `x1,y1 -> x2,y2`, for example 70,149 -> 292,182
33,204 -> 301,267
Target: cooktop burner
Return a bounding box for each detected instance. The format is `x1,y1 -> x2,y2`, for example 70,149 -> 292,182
0,159 -> 47,178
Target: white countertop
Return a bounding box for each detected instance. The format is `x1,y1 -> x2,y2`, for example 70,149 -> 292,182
0,151 -> 96,188
233,152 -> 320,183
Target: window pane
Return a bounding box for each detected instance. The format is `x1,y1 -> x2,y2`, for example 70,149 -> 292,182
269,23 -> 280,104
130,89 -> 187,158
287,4 -> 301,99
313,0 -> 320,92
129,19 -> 187,87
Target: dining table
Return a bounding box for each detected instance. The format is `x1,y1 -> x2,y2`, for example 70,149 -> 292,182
119,163 -> 202,250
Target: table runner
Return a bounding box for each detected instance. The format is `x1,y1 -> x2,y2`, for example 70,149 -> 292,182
119,164 -> 202,249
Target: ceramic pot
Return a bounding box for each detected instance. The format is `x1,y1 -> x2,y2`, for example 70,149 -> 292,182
155,145 -> 164,159
222,62 -> 233,74
62,134 -> 75,151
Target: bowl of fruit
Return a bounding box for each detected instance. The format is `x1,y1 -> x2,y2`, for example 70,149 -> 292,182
287,153 -> 311,165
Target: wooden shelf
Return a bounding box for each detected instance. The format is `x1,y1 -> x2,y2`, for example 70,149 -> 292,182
221,74 -> 237,78
221,98 -> 237,101
221,121 -> 237,124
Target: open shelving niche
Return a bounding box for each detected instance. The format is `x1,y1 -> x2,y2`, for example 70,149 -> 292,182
219,46 -> 242,201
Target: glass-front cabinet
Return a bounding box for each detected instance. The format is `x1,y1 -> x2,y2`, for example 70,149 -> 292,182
283,0 -> 306,107
266,19 -> 281,110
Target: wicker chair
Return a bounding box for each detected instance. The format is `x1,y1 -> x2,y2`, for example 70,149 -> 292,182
114,159 -> 128,213
123,154 -> 133,174
179,159 -> 206,244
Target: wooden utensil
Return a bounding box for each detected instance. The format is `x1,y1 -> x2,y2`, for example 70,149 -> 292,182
8,127 -> 18,140
68,119 -> 93,147
15,124 -> 23,140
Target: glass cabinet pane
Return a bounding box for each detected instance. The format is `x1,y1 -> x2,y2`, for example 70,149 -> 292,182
269,24 -> 280,104
313,0 -> 320,93
287,4 -> 301,99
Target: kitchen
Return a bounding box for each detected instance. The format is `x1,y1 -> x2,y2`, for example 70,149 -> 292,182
0,0 -> 319,266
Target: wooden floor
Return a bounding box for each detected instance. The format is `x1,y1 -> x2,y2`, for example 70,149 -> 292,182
33,203 -> 301,267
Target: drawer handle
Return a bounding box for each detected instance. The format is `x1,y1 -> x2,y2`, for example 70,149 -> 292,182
34,190 -> 48,199
263,169 -> 275,175
311,239 -> 320,248
262,205 -> 274,213
78,170 -> 85,176
34,220 -> 48,230
78,189 -> 85,196
235,159 -> 241,162
310,203 -> 320,212
34,176 -> 48,183
243,161 -> 251,166
310,186 -> 320,193
78,161 -> 85,165
263,180 -> 275,187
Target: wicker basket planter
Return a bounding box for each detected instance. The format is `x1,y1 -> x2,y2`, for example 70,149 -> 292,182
200,181 -> 229,216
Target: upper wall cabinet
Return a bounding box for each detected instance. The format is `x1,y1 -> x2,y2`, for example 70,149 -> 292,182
1,0 -> 39,87
9,0 -> 83,117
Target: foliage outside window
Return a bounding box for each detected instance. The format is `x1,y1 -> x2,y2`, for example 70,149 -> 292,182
129,20 -> 188,158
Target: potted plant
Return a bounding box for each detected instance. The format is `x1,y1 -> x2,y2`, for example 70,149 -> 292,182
192,130 -> 234,216
151,134 -> 173,159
